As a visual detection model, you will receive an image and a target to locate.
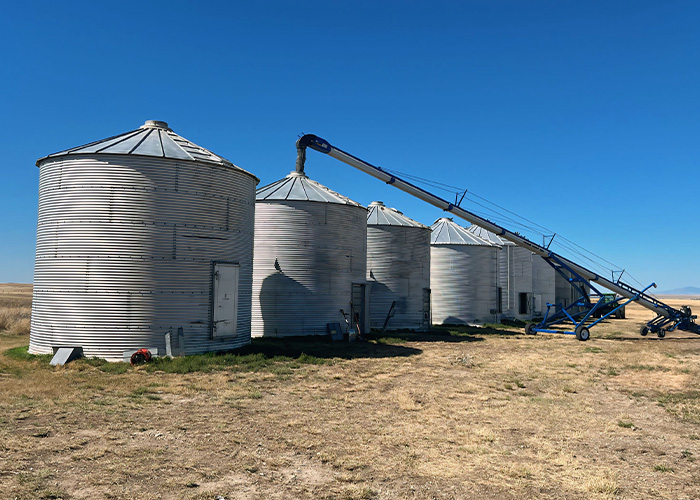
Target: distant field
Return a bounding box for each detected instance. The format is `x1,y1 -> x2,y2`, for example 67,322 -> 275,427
657,294 -> 700,301
1,289 -> 699,499
0,283 -> 31,335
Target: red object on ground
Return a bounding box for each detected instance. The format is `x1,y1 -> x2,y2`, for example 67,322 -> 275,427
130,348 -> 152,366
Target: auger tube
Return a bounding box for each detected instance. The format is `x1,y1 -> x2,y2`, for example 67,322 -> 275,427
295,134 -> 691,324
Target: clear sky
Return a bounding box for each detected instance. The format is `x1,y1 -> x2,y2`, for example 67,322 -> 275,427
1,0 -> 698,290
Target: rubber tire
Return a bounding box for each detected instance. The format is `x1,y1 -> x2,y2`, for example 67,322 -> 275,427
657,329 -> 666,338
525,322 -> 537,335
640,326 -> 649,336
575,326 -> 590,341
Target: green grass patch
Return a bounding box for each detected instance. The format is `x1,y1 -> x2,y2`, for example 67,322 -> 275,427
617,420 -> 634,428
4,346 -> 52,363
583,347 -> 604,353
657,391 -> 700,423
80,357 -> 130,374
3,334 -> 421,375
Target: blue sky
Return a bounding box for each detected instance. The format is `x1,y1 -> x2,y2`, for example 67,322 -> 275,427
1,0 -> 698,290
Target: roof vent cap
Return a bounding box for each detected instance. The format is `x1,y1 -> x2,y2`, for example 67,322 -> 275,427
287,170 -> 308,178
140,120 -> 171,130
369,201 -> 385,207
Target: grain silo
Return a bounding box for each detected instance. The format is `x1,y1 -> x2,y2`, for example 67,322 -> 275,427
467,225 -> 555,320
430,218 -> 500,325
30,120 -> 258,361
251,168 -> 367,337
366,201 -> 431,330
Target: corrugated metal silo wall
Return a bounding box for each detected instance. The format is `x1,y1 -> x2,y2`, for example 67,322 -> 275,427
251,201 -> 367,337
498,245 -> 535,320
430,244 -> 499,324
29,154 -> 256,360
367,225 -> 430,329
531,255 -> 555,316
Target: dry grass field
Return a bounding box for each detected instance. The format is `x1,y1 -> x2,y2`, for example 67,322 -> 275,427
1,284 -> 699,499
0,283 -> 32,335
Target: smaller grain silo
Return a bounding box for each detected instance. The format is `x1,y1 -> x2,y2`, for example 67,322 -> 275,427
430,218 -> 500,325
366,202 -> 431,330
467,225 -> 555,320
251,169 -> 367,337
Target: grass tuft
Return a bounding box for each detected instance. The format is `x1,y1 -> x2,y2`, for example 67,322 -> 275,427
653,464 -> 674,473
657,391 -> 700,423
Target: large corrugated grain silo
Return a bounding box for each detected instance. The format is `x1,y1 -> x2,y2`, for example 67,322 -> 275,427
30,120 -> 258,361
366,201 -> 431,330
430,218 -> 500,325
251,169 -> 367,337
467,225 -> 555,320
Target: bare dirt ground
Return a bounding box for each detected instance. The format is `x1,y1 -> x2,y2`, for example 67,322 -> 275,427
1,284 -> 699,499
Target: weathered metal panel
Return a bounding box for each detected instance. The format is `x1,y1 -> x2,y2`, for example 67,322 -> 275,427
251,196 -> 367,337
367,222 -> 431,330
30,148 -> 257,361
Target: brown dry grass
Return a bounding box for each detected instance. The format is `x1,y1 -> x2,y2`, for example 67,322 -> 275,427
0,283 -> 32,335
1,287 -> 699,499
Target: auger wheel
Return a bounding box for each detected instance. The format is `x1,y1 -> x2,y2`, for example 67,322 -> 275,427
575,326 -> 590,341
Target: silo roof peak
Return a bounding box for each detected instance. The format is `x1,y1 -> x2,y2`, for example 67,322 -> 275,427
367,203 -> 428,228
36,121 -> 258,183
466,225 -> 513,246
140,120 -> 171,130
430,218 -> 499,246
257,172 -> 364,206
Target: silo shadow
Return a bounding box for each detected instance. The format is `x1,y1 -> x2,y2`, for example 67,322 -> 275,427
366,320 -> 522,343
255,272 -> 422,359
240,335 -> 422,360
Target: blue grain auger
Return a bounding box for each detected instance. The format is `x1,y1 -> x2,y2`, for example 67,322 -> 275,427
295,134 -> 700,341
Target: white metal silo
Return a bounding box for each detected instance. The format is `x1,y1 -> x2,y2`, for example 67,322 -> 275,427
430,218 -> 500,325
366,201 -> 431,331
251,170 -> 367,337
30,120 -> 258,361
467,225 -> 555,320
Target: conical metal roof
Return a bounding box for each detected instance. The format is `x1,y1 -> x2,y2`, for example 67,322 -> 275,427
256,171 -> 363,206
37,121 -> 257,179
466,224 -> 514,246
367,201 -> 428,228
430,218 -> 499,246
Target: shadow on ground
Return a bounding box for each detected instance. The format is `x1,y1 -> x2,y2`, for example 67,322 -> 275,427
240,335 -> 422,360
365,323 -> 522,344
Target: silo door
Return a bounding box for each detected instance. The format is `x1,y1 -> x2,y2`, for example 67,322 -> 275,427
351,283 -> 367,335
212,263 -> 239,338
533,294 -> 543,315
422,288 -> 431,328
